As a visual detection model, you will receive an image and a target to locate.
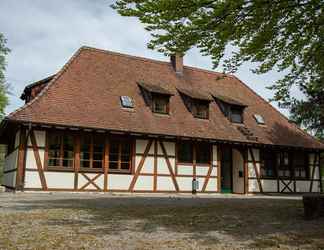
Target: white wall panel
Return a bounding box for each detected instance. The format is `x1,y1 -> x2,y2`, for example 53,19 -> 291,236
261,180 -> 277,192
296,181 -> 309,193
25,148 -> 45,169
177,165 -> 193,175
248,148 -> 260,161
205,178 -> 218,192
108,174 -> 132,190
157,157 -> 171,174
196,166 -> 209,176
139,156 -> 154,174
78,173 -> 102,189
4,149 -> 18,171
279,180 -> 294,193
3,171 -> 16,187
45,172 -> 74,189
24,171 -> 42,189
28,130 -> 46,147
136,140 -> 153,154
211,167 -> 217,177
157,176 -> 176,191
248,179 -> 259,192
157,141 -> 175,156
134,175 -> 153,191
212,145 -> 218,165
311,181 -> 321,192
14,130 -> 20,148
176,177 -> 192,191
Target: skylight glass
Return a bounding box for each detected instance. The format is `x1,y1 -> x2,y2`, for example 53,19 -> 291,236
120,96 -> 134,108
254,114 -> 265,124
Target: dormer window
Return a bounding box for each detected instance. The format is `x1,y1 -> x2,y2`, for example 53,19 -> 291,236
152,93 -> 169,114
177,88 -> 211,120
213,95 -> 246,124
192,100 -> 209,119
137,81 -> 173,115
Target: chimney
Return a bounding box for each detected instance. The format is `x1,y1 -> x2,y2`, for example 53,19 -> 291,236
171,53 -> 183,75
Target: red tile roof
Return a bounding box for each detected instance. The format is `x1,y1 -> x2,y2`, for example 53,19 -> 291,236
6,46 -> 324,149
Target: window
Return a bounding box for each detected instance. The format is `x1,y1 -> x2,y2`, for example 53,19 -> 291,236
80,134 -> 104,169
230,107 -> 243,123
152,94 -> 169,114
292,152 -> 308,179
177,142 -> 193,163
177,141 -> 210,164
48,133 -> 74,168
120,96 -> 134,108
254,114 -> 265,125
277,152 -> 291,177
260,150 -> 276,178
196,143 -> 211,164
109,138 -> 133,172
192,100 -> 209,119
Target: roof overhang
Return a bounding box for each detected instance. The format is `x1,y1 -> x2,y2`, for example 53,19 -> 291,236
137,81 -> 174,96
177,87 -> 213,102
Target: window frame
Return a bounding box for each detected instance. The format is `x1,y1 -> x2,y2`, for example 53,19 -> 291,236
152,93 -> 170,114
230,106 -> 244,124
260,149 -> 277,178
277,151 -> 292,178
292,151 -> 309,180
79,133 -> 105,172
45,131 -> 75,171
108,137 -> 134,174
177,141 -> 211,166
192,100 -> 209,119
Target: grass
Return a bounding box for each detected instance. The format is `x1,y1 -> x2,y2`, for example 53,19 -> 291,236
0,194 -> 324,249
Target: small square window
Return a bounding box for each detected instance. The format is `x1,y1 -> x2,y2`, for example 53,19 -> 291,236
192,100 -> 209,119
230,107 -> 243,123
120,96 -> 134,108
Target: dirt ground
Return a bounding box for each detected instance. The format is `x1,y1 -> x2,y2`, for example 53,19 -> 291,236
0,192 -> 323,250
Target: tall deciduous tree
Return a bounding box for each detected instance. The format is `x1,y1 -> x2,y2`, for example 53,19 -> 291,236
112,0 -> 324,138
0,33 -> 9,118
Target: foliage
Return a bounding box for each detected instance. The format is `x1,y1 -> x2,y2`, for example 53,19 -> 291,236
0,33 -> 10,119
112,0 -> 324,138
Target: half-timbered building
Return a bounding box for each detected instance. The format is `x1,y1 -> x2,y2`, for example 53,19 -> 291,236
1,46 -> 323,194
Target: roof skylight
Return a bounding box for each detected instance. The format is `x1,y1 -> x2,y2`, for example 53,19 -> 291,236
120,96 -> 134,108
254,114 -> 265,124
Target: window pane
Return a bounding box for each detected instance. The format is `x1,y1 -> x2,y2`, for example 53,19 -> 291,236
277,152 -> 291,177
48,134 -> 61,158
80,160 -> 90,168
109,162 -> 118,169
178,142 -> 193,163
121,162 -> 130,170
260,150 -> 276,178
93,160 -> 103,169
196,143 -> 210,164
230,107 -> 243,123
292,152 -> 307,179
48,158 -> 60,167
62,135 -> 74,167
153,94 -> 169,114
193,101 -> 209,119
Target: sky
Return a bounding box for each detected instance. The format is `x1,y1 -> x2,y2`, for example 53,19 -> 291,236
0,0 -> 290,117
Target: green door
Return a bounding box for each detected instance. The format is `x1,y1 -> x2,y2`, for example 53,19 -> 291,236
221,146 -> 233,193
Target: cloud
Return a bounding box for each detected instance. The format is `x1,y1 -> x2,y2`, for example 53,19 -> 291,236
0,0 -> 291,117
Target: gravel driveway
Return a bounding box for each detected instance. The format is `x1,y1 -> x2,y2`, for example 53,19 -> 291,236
0,192 -> 323,249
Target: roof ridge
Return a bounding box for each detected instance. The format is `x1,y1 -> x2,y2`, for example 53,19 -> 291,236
7,47 -> 84,120
82,46 -> 225,76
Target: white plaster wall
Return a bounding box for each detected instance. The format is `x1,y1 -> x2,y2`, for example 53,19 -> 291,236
157,176 -> 176,191
136,139 -> 154,154
157,141 -> 175,156
24,171 -> 42,189
211,167 -> 218,177
108,174 -> 132,190
46,172 -> 75,189
205,178 -> 218,192
310,181 -> 321,192
177,165 -> 193,175
25,148 -> 45,169
78,173 -> 104,190
138,156 -> 154,174
296,181 -> 309,193
28,130 -> 46,147
248,179 -> 259,192
4,149 -> 18,171
232,149 -> 244,193
3,171 -> 16,187
248,148 -> 260,178
279,180 -> 294,193
157,157 -> 175,174
261,180 -> 277,192
196,166 -> 209,176
196,177 -> 205,191
134,175 -> 153,191
176,177 -> 192,191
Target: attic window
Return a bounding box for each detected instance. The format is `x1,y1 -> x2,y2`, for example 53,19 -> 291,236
120,96 -> 134,108
152,93 -> 169,114
214,97 -> 245,124
254,114 -> 265,125
231,107 -> 244,123
192,100 -> 209,119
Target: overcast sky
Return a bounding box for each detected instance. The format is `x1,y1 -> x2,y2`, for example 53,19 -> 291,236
1,0 -> 290,117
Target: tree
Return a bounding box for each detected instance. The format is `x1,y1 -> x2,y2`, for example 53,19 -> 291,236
0,33 -> 10,119
112,0 -> 324,138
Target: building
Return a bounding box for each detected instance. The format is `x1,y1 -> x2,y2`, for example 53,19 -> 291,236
0,46 -> 323,193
